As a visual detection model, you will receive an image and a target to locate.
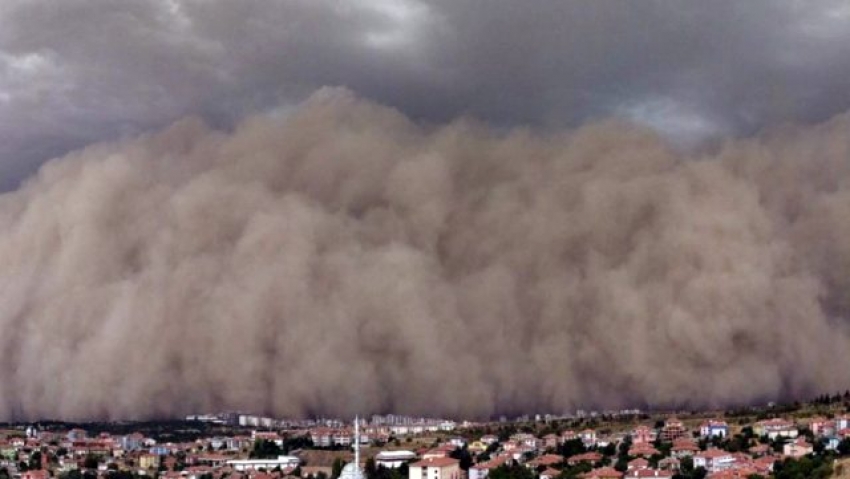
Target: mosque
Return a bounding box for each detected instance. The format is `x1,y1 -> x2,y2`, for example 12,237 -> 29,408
339,416 -> 365,479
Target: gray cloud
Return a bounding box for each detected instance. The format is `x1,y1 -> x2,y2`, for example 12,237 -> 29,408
2,1 -> 850,187
1,89 -> 850,420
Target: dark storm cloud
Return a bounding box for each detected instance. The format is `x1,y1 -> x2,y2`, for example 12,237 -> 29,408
2,1 -> 850,186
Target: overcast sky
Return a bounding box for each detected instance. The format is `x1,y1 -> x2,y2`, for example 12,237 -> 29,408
1,0 -> 850,189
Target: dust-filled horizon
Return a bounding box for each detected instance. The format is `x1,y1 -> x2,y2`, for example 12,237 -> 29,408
0,88 -> 849,421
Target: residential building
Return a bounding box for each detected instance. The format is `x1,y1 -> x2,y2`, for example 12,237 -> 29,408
408,457 -> 461,479
699,421 -> 729,439
783,438 -> 813,458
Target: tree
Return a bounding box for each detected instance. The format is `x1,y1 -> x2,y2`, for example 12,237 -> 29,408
331,458 -> 345,479
838,437 -> 850,456
449,447 -> 473,471
365,458 -> 378,479
557,439 -> 586,459
773,456 -> 832,479
488,464 -> 534,479
59,470 -> 83,479
83,455 -> 100,470
28,451 -> 42,470
250,439 -> 283,459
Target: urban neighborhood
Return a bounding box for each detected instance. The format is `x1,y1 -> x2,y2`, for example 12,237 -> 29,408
4,397 -> 850,479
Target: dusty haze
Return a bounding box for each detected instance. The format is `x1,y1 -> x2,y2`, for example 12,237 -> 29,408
1,88 -> 849,421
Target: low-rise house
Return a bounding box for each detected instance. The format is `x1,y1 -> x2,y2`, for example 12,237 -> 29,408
21,470 -> 49,479
671,439 -> 699,458
835,415 -> 850,431
301,466 -> 333,478
468,441 -> 488,454
526,454 -> 563,470
824,436 -> 841,451
579,430 -> 597,448
541,435 -> 559,450
628,444 -> 659,458
753,419 -> 797,440
747,444 -> 769,457
692,449 -> 735,473
539,468 -> 560,479
468,455 -> 510,479
783,438 -> 813,458
807,417 -> 830,437
580,467 -> 623,479
657,457 -> 679,471
699,421 -> 729,439
409,457 -> 461,479
631,426 -> 655,445
567,452 -> 602,465
422,446 -> 454,460
139,454 -> 161,470
449,438 -> 467,449
624,469 -> 673,479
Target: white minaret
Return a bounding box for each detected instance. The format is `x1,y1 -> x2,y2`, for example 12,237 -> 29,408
341,416 -> 364,479
354,415 -> 360,473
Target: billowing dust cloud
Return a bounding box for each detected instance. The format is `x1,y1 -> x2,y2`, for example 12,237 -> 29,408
1,88 -> 849,421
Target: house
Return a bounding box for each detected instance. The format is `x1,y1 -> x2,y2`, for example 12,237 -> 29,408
627,444 -> 660,457
753,419 -> 797,440
747,444 -> 769,457
579,430 -> 597,448
692,449 -> 735,473
699,421 -> 729,439
449,438 -> 467,449
671,439 -> 699,458
409,457 -> 461,479
468,456 -> 510,479
540,468 -> 560,479
196,454 -> 229,467
526,454 -> 563,469
422,446 -> 455,460
631,426 -> 656,445
783,438 -> 813,458
468,441 -> 489,454
627,458 -> 649,471
301,466 -> 333,478
807,417 -> 830,437
540,434 -> 559,450
580,467 -> 623,479
836,415 -> 850,431
624,470 -> 672,479
511,434 -> 539,450
657,457 -> 679,472
824,437 -> 841,451
139,454 -> 161,470
21,471 -> 49,479
567,452 -> 602,465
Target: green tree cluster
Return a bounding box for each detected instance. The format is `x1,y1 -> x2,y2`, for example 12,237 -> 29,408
250,439 -> 283,459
